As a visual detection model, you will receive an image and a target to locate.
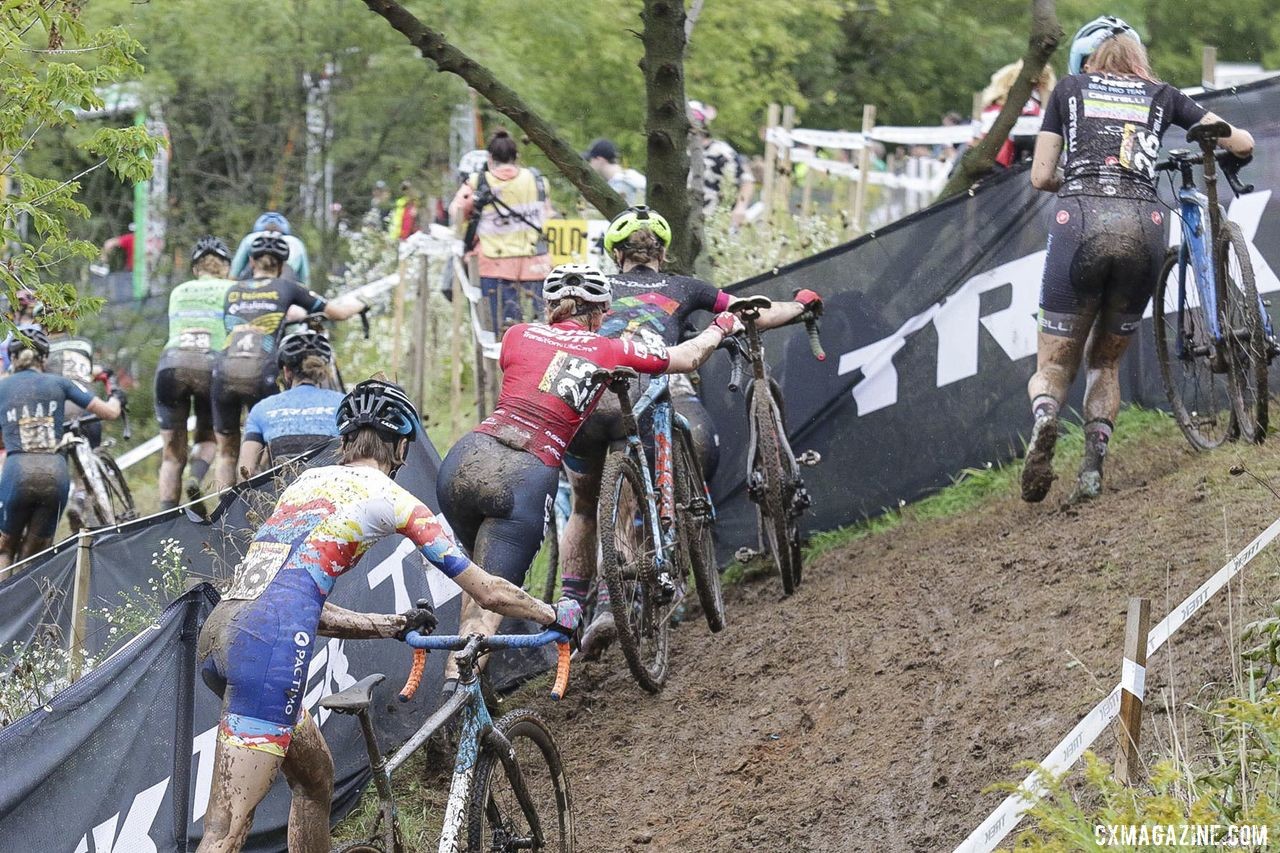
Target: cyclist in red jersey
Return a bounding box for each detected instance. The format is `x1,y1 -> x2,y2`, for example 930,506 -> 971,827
435,263 -> 741,688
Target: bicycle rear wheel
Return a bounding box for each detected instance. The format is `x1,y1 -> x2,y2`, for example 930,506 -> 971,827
598,451 -> 669,693
673,426 -> 725,633
95,451 -> 138,524
466,709 -> 573,853
750,385 -> 801,595
1153,248 -> 1238,450
1219,221 -> 1269,442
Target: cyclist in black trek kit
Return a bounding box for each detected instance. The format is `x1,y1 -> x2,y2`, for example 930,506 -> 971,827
1022,17 -> 1254,503
561,206 -> 822,655
211,234 -> 365,491
0,327 -> 123,576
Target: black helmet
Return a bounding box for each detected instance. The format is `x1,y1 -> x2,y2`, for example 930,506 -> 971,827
191,235 -> 231,265
336,379 -> 421,438
249,234 -> 290,262
8,323 -> 49,359
277,331 -> 334,370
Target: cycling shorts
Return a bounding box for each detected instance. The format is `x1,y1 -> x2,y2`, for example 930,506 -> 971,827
212,354 -> 278,435
1039,195 -> 1166,338
0,453 -> 70,539
436,432 -> 558,586
154,348 -> 215,433
197,591 -> 319,757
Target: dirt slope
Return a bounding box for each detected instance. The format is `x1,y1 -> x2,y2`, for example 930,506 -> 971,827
524,423 -> 1280,852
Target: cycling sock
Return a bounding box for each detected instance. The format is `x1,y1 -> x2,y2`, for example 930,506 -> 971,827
1082,418 -> 1113,470
1031,394 -> 1059,420
560,575 -> 591,604
594,577 -> 610,610
188,457 -> 211,484
1083,418 -> 1113,444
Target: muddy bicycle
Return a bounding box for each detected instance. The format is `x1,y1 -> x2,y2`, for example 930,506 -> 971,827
723,295 -> 824,595
1153,121 -> 1274,450
328,628 -> 572,853
59,372 -> 136,531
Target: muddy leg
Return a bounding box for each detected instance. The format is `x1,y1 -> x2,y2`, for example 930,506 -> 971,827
1071,326 -> 1131,501
159,426 -> 188,510
213,430 -> 240,492
196,737 -> 283,853
1022,316 -> 1094,503
0,532 -> 16,578
280,714 -> 334,853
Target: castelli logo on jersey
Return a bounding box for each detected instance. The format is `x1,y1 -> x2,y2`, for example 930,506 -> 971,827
1056,210 -> 1070,225
1151,211 -> 1163,225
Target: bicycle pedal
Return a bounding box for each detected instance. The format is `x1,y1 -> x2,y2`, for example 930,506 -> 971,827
735,547 -> 760,563
797,450 -> 822,467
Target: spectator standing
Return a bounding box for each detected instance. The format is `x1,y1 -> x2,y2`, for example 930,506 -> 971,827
99,224 -> 136,272
449,129 -> 553,333
584,138 -> 646,206
689,100 -> 755,228
980,60 -> 1056,168
387,180 -> 419,241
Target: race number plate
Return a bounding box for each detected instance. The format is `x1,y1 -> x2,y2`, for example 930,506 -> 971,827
224,541 -> 291,600
178,329 -> 212,351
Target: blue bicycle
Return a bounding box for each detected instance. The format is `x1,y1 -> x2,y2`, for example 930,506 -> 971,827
324,629 -> 572,853
1153,121 -> 1273,450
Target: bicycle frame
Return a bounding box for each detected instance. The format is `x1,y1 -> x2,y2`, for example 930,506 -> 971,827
58,426 -> 113,526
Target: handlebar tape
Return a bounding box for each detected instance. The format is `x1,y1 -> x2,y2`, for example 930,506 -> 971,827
398,647 -> 427,702
805,316 -> 826,362
550,641 -> 571,700
727,347 -> 744,393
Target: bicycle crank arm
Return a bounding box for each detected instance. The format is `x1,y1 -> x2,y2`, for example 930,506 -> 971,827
796,450 -> 821,467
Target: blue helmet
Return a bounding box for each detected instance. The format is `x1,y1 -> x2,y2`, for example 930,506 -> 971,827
1068,16 -> 1141,75
253,211 -> 292,235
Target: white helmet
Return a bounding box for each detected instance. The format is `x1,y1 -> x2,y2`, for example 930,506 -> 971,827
542,264 -> 612,304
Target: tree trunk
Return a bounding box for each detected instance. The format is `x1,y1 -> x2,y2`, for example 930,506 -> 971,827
935,0 -> 1062,202
360,0 -> 625,219
641,0 -> 697,273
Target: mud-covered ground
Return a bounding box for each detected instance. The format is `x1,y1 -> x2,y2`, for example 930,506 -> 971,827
510,422 -> 1280,852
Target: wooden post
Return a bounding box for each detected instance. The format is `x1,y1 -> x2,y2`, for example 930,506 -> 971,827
450,255 -> 467,439
414,254 -> 434,413
1202,45 -> 1218,89
1115,596 -> 1151,784
852,104 -> 877,234
760,103 -> 781,225
971,91 -> 984,121
69,529 -> 92,681
390,251 -> 409,379
777,105 -> 797,219
800,160 -> 815,217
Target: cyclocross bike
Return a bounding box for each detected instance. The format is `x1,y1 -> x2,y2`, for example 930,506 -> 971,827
327,628 -> 572,853
59,372 -> 136,531
594,366 -> 727,694
724,295 -> 825,595
1153,121 -> 1274,450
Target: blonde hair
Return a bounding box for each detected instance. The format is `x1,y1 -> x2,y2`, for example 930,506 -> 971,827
1085,35 -> 1156,81
981,60 -> 1057,109
194,255 -> 231,278
250,254 -> 283,277
10,349 -> 41,371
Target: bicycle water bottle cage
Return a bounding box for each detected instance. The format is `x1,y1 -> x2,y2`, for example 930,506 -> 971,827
320,673 -> 386,715
1187,121 -> 1231,145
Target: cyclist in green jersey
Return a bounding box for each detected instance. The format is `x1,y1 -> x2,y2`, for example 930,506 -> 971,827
156,237 -> 235,509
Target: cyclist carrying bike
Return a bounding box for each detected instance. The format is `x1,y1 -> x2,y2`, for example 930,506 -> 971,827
236,331 -> 344,480
195,378 -> 580,853
0,326 -> 123,575
211,234 -> 365,491
435,263 -> 742,686
156,236 -> 235,510
1023,17 -> 1254,503
562,206 -> 821,653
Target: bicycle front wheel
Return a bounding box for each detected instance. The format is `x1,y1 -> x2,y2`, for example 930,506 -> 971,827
750,385 -> 801,595
95,451 -> 138,524
598,451 -> 669,693
466,709 -> 573,853
673,427 -> 725,633
1219,221 -> 1269,442
1153,248 -> 1238,450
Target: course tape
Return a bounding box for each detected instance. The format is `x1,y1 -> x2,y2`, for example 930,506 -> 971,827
1121,659 -> 1145,699
954,514 -> 1280,853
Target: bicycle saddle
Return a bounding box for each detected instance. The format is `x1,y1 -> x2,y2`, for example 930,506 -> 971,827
732,295 -> 773,314
592,365 -> 639,387
319,673 -> 386,715
1187,121 -> 1231,144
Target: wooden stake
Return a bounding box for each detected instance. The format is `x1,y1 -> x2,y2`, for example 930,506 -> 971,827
414,255 -> 434,412
800,161 -> 815,218
1115,596 -> 1150,784
450,255 -> 467,439
69,529 -> 92,681
852,104 -> 877,234
761,103 -> 781,225
777,104 -> 797,218
1202,45 -> 1218,89
971,91 -> 984,122
390,251 -> 409,379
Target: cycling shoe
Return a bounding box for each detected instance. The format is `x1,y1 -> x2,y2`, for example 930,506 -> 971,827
1020,414 -> 1058,503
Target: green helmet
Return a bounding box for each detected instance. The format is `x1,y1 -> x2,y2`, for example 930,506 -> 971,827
603,205 -> 672,255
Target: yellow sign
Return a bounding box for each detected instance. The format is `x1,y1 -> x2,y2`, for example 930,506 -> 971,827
544,219 -> 590,267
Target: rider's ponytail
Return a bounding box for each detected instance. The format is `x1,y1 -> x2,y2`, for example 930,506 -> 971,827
296,354 -> 330,386
616,229 -> 665,267
193,254 -> 231,279
10,348 -> 41,371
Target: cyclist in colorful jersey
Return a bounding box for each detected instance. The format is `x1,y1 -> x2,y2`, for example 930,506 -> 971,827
156,237 -> 236,509
563,207 -> 821,653
0,327 -> 122,575
1022,17 -> 1254,503
435,263 -> 741,683
229,211 -> 311,284
212,234 -> 365,491
237,332 -> 344,479
195,379 -> 580,853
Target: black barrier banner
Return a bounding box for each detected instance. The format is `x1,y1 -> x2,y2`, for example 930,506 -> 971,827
704,77 -> 1280,560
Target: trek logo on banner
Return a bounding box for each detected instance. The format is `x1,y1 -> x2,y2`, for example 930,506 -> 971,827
73,779 -> 168,853
837,192 -> 1276,416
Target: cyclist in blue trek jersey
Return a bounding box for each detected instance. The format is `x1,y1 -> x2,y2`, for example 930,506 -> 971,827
0,326 -> 123,575
237,331 -> 343,479
195,379 -> 581,853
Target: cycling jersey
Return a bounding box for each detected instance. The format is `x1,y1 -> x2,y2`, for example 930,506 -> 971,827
242,383 -> 344,460
165,277 -> 234,352
0,369 -> 94,453
229,232 -> 311,284
602,269 -> 731,349
475,321 -> 671,466
1040,73 -> 1207,200
222,277 -> 328,357
198,464 -> 469,756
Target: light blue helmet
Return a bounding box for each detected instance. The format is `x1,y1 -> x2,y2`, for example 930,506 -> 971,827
253,211 -> 292,235
1068,16 -> 1141,75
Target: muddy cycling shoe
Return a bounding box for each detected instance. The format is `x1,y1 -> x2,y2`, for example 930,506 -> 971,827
1066,469 -> 1103,504
1020,414 -> 1059,503
577,611 -> 616,661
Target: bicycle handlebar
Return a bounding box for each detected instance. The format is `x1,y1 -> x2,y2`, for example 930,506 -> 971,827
398,629 -> 572,702
1156,149 -> 1254,196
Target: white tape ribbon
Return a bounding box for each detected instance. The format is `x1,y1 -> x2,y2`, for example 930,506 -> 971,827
1121,658 -> 1145,699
